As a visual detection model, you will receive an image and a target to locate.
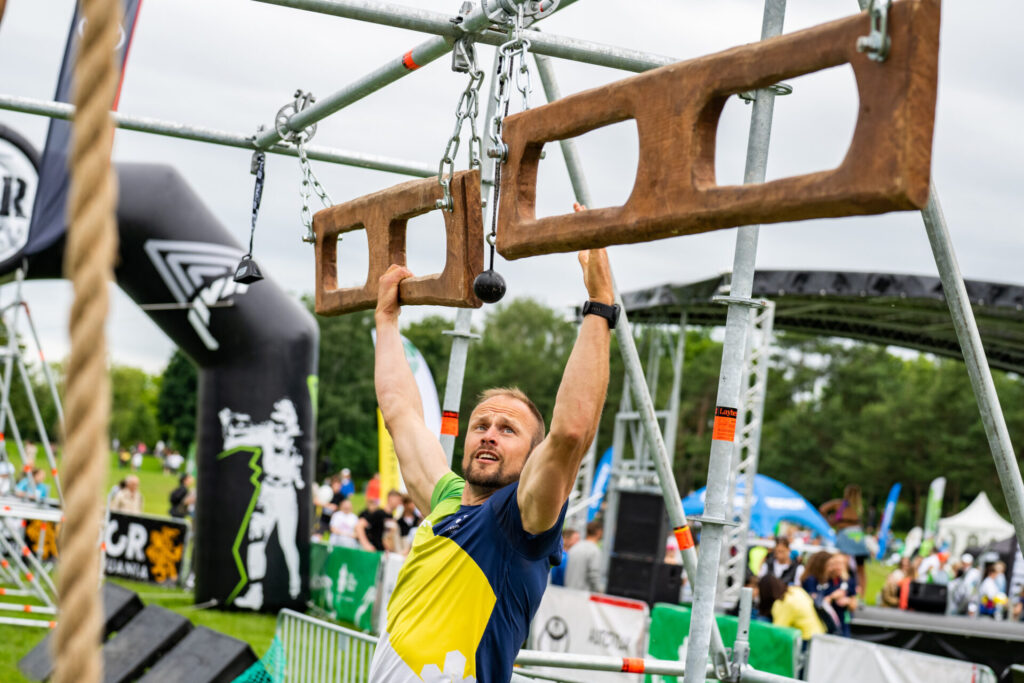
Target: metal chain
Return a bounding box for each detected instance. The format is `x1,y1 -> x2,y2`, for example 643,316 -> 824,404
274,89 -> 333,243
437,36 -> 485,211
857,0 -> 892,62
486,5 -> 531,164
298,137 -> 333,242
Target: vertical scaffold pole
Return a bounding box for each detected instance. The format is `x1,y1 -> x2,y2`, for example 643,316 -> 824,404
682,1 -> 786,681
853,0 -> 1024,559
534,53 -> 730,677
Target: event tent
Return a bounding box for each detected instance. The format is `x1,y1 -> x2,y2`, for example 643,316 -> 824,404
682,474 -> 836,541
936,491 -> 1014,557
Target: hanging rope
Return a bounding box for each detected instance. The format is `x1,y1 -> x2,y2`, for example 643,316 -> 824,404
54,0 -> 120,679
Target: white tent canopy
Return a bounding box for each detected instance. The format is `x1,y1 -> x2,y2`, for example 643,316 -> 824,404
937,491 -> 1014,558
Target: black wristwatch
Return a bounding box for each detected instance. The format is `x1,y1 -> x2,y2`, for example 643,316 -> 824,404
582,300 -> 620,329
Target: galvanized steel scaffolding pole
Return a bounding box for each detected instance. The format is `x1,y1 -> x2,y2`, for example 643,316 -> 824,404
848,0 -> 1024,572
682,0 -> 786,681
534,52 -> 731,678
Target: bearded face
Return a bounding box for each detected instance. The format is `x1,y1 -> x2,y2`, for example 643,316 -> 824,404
461,396 -> 538,494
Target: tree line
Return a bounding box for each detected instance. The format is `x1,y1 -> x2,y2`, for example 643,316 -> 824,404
12,297 -> 1022,530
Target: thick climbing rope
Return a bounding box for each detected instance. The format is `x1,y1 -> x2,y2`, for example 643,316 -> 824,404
53,0 -> 120,680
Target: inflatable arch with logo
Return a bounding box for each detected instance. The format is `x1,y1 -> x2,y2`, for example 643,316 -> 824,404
0,122 -> 318,612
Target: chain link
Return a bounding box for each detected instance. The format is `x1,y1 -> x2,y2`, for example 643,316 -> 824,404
486,4 -> 532,163
298,137 -> 333,243
274,90 -> 333,244
437,39 -> 485,211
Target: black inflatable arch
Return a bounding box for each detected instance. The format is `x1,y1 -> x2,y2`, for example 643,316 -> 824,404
4,137 -> 317,612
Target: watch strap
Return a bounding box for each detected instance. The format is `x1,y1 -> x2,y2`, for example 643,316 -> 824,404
582,300 -> 620,329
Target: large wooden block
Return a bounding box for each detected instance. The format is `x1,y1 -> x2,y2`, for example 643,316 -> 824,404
497,0 -> 940,259
102,605 -> 192,683
314,169 -> 484,315
137,626 -> 257,683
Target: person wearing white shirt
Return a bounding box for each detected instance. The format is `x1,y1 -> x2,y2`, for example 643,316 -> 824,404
329,498 -> 360,549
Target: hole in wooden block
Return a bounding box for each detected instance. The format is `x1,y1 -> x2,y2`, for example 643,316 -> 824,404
715,65 -> 859,186
332,228 -> 370,289
533,120 -> 640,217
404,209 -> 449,280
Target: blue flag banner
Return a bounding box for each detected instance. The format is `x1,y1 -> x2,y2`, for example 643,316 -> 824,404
876,482 -> 902,560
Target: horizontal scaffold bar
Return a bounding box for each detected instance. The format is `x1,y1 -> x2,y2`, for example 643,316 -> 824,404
0,94 -> 434,177
252,0 -> 674,73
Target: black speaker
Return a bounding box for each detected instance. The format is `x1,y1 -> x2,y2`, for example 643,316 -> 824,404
607,556 -> 682,607
613,491 -> 669,563
906,581 -> 947,613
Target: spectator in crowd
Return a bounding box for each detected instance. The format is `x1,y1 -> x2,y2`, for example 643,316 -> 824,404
130,447 -> 143,472
979,562 -> 1006,618
822,552 -> 857,635
917,548 -> 950,584
881,556 -> 913,608
165,450 -> 184,475
15,467 -> 49,503
1013,585 -> 1024,622
329,498 -> 360,548
110,474 -> 144,514
0,460 -> 14,496
550,527 -> 580,586
24,440 -> 38,467
396,495 -> 422,552
365,472 -> 381,504
759,536 -> 803,585
565,520 -> 603,593
169,474 -> 195,518
820,484 -> 869,595
357,489 -> 402,552
340,468 -> 356,497
319,475 -> 347,532
757,574 -> 825,642
118,447 -> 131,469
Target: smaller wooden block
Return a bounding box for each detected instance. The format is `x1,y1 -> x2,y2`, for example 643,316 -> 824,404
137,626 -> 257,683
314,170 -> 484,315
102,605 -> 192,683
496,0 -> 940,260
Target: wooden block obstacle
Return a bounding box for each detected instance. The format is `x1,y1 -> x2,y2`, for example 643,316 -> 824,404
101,605 -> 192,683
496,0 -> 940,260
313,169 -> 484,315
137,626 -> 258,683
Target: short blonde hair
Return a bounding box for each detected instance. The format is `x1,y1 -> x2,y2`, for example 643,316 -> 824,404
476,387 -> 546,449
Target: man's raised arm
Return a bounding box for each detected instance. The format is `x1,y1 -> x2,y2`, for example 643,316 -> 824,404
374,265 -> 450,514
517,244 -> 614,534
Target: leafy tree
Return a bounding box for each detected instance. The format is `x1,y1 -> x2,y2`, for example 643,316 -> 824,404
156,349 -> 197,451
110,364 -> 160,446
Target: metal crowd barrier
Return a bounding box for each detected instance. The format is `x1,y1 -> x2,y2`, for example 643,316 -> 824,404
276,608 -> 376,682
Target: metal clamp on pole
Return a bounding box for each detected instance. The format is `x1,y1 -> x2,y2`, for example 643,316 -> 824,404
712,295 -> 769,309
729,587 -> 754,682
857,0 -> 892,62
737,82 -> 793,103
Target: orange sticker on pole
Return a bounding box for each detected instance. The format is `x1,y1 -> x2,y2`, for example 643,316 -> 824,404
401,50 -> 421,70
621,658 -> 645,673
674,525 -> 695,550
441,411 -> 459,436
712,405 -> 737,442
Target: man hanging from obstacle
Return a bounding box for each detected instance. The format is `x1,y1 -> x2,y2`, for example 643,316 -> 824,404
369,244 -> 616,682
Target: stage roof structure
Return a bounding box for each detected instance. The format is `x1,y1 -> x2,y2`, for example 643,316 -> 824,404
620,270 -> 1024,375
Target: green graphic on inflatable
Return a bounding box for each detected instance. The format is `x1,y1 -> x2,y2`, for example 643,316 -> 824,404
646,604 -> 800,681
217,445 -> 263,604
309,542 -> 380,632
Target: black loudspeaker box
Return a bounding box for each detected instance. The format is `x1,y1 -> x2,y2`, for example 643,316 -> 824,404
607,555 -> 683,607
613,491 -> 669,563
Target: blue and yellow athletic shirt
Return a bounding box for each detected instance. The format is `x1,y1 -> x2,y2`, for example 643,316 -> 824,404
369,472 -> 566,682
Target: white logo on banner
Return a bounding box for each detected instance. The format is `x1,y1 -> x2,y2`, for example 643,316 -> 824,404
220,398 -> 305,610
144,239 -> 250,350
0,141 -> 38,263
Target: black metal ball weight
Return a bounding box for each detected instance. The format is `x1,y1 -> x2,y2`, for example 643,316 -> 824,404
473,269 -> 506,304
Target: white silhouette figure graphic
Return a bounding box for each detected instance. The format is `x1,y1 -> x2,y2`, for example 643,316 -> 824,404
219,398 -> 305,609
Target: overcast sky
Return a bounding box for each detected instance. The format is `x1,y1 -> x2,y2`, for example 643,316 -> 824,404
1,0 -> 1022,374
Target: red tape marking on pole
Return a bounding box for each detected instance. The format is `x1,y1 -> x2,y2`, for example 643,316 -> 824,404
674,525 -> 695,550
621,657 -> 645,673
711,405 -> 737,442
441,410 -> 459,436
402,50 -> 421,70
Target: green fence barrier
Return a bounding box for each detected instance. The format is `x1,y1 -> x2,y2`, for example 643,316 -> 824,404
309,541 -> 380,631
646,603 -> 801,682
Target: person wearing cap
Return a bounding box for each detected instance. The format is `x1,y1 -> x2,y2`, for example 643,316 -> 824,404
368,241 -> 614,682
340,468 -> 355,497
